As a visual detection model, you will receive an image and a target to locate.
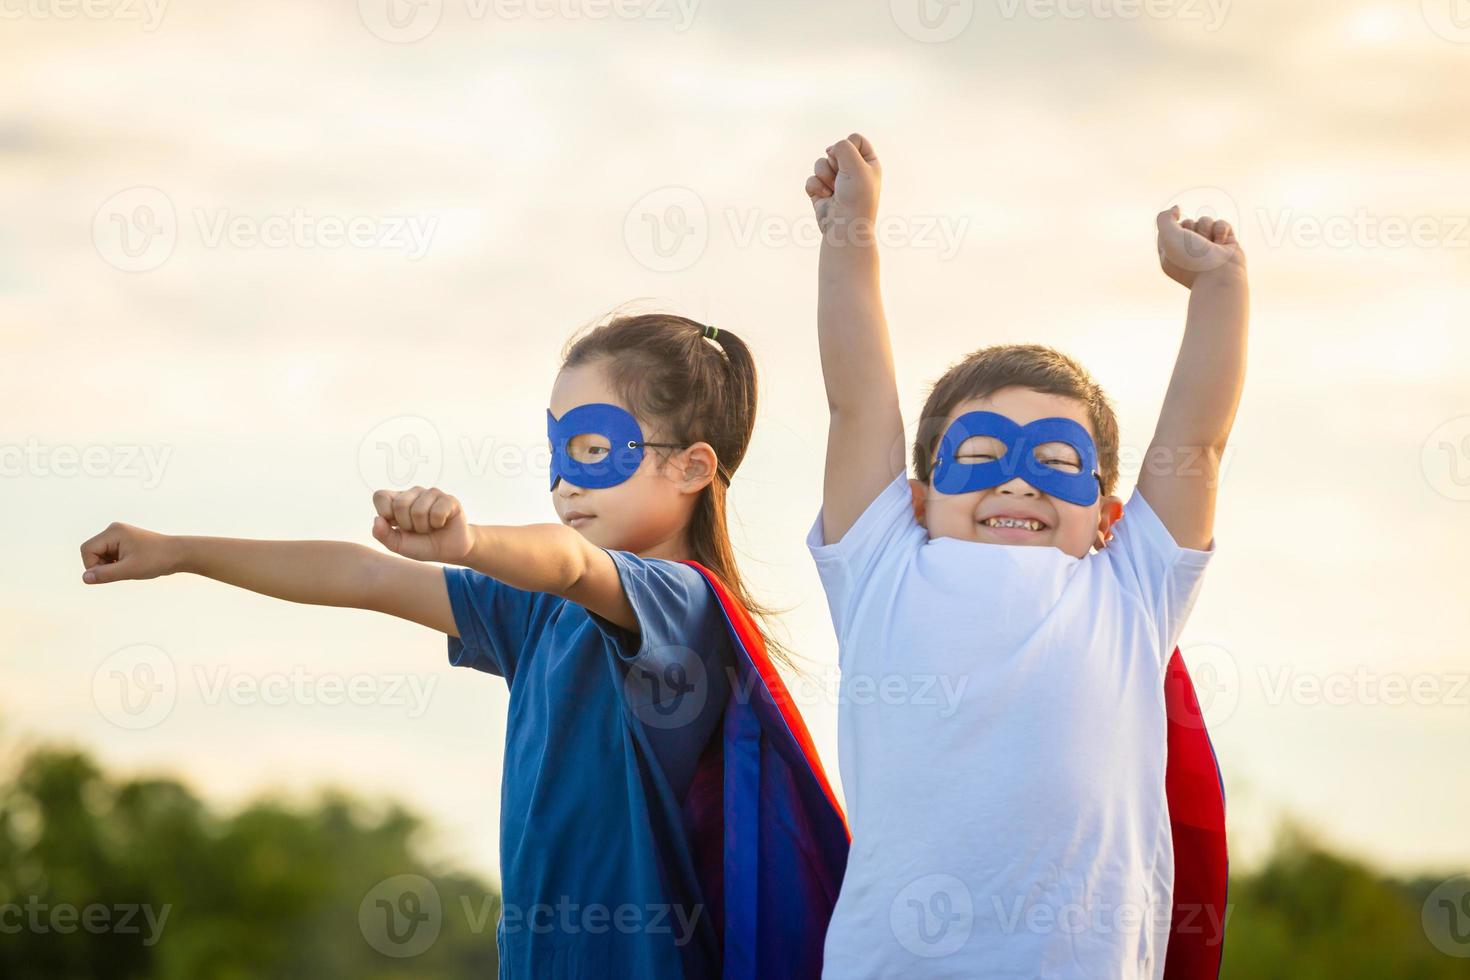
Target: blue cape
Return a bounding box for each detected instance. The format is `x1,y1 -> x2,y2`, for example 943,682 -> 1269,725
681,562 -> 850,979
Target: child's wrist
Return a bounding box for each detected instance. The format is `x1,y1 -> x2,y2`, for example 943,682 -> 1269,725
171,535 -> 196,576
819,233 -> 882,276
459,525 -> 490,571
1191,261 -> 1248,291
821,213 -> 882,252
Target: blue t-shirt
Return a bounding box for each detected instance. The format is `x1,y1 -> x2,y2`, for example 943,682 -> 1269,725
443,550 -> 734,979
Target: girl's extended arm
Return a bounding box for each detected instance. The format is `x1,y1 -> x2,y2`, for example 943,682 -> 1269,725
80,525 -> 457,634
82,484 -> 637,634
805,133 -> 908,544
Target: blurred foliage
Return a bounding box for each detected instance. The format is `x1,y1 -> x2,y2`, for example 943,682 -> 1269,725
0,745 -> 498,979
1222,825 -> 1470,979
2,743 -> 1468,977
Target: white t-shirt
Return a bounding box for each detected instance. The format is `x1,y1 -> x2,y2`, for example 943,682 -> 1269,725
808,473 -> 1214,979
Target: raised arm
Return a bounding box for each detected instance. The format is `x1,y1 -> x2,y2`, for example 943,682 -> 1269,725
79,524 -> 457,635
370,486 -> 637,632
805,133 -> 907,543
1139,207 -> 1250,551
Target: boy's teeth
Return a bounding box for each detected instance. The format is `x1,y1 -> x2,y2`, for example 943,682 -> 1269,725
984,518 -> 1042,530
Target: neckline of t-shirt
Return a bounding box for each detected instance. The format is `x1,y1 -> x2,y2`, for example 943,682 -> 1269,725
926,535 -> 1084,563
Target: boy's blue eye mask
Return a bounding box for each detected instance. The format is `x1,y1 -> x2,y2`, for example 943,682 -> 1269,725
547,403 -> 682,491
932,411 -> 1103,507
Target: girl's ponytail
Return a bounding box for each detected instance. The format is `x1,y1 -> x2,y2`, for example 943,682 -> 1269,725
700,326 -> 758,482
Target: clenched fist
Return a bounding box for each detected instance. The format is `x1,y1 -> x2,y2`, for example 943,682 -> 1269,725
80,523 -> 182,584
371,486 -> 474,564
1157,206 -> 1247,288
805,133 -> 882,239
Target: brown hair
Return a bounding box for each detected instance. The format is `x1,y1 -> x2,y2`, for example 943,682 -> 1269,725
562,313 -> 790,666
911,343 -> 1120,497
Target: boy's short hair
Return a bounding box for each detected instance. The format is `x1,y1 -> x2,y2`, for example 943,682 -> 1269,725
911,344 -> 1121,497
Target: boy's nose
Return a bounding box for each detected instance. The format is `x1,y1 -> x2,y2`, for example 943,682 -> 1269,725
995,477 -> 1039,497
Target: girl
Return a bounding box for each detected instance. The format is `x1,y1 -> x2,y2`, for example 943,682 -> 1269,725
79,313 -> 849,979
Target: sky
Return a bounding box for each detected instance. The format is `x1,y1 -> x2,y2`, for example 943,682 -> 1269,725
2,0 -> 1468,886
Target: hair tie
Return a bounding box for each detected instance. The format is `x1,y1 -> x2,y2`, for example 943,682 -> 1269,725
703,324 -> 719,341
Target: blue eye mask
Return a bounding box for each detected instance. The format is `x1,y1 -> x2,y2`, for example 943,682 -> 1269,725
548,403 -> 679,491
932,411 -> 1102,507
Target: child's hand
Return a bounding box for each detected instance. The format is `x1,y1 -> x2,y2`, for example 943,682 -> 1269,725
1157,207 -> 1247,288
371,486 -> 474,564
805,133 -> 882,238
80,523 -> 184,584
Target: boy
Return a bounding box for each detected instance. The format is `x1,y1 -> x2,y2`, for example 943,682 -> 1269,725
802,134 -> 1246,978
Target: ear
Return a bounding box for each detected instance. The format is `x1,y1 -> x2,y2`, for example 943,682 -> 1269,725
908,478 -> 929,528
1093,494 -> 1124,550
671,442 -> 718,494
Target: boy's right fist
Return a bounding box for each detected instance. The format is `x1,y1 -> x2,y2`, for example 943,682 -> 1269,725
805,133 -> 882,238
371,486 -> 473,565
80,523 -> 183,584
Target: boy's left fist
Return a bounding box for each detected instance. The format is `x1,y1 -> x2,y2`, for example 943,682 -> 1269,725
1157,207 -> 1247,288
371,486 -> 473,564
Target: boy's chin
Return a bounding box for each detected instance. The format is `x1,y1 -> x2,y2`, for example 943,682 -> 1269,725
929,518 -> 1088,554
975,522 -> 1056,547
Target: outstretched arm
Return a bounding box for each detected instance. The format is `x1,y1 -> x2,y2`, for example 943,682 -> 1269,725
370,486 -> 637,631
805,133 -> 907,544
1140,208 -> 1250,551
79,485 -> 638,636
80,525 -> 457,635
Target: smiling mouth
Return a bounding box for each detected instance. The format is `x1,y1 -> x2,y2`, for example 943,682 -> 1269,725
979,517 -> 1048,532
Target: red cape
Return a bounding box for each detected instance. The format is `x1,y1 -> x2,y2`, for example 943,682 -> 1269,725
1163,647 -> 1229,978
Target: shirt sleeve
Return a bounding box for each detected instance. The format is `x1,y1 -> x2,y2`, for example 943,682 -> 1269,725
442,565 -> 542,681
586,551 -> 733,797
805,472 -> 927,653
1101,486 -> 1216,660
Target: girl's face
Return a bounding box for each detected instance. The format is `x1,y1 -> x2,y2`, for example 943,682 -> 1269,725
548,360 -> 717,559
912,386 -> 1123,559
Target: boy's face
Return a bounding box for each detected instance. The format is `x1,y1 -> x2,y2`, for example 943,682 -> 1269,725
912,386 -> 1123,559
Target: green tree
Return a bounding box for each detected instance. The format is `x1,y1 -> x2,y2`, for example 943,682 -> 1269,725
1222,826 -> 1470,979
8,743 -> 1470,978
0,746 -> 499,979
